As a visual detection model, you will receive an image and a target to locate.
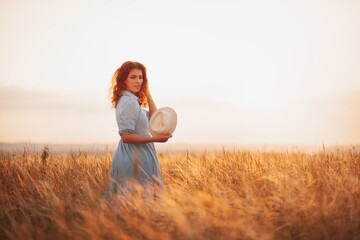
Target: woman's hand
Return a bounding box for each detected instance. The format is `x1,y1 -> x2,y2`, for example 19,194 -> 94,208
144,84 -> 151,98
145,84 -> 157,118
153,133 -> 172,143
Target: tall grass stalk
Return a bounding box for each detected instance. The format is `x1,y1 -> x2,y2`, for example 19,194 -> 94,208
0,148 -> 359,239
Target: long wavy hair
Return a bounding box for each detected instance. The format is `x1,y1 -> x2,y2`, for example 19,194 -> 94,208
110,61 -> 149,108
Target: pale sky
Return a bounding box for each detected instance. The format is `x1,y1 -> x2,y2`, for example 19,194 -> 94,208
1,0 -> 360,146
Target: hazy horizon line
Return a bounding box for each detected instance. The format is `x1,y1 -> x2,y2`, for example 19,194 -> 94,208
1,141 -> 359,154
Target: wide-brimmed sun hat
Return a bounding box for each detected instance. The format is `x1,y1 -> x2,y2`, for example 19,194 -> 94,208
149,107 -> 177,137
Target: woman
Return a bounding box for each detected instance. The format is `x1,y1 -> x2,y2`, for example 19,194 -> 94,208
104,61 -> 172,199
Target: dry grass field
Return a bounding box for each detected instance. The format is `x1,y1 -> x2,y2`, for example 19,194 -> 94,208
0,146 -> 359,240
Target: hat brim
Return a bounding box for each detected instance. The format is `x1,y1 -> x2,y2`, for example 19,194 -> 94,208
149,107 -> 177,137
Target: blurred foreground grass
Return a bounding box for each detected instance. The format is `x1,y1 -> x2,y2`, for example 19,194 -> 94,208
0,147 -> 359,240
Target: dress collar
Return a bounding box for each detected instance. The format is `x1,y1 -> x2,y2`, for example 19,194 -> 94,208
122,90 -> 138,100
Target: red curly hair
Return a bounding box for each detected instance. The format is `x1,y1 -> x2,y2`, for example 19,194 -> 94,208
110,61 -> 149,108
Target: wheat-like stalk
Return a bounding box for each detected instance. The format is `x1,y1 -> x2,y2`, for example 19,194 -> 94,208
0,147 -> 359,239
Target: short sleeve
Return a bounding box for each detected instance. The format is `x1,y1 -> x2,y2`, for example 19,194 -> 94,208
116,96 -> 140,136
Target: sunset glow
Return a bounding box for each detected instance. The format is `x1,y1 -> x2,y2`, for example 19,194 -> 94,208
1,0 -> 359,146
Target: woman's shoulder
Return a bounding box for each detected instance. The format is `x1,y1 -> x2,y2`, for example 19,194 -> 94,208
117,94 -> 139,111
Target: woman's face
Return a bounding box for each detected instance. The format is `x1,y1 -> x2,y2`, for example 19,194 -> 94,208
124,68 -> 143,94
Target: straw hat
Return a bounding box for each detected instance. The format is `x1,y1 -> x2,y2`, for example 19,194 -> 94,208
149,107 -> 177,137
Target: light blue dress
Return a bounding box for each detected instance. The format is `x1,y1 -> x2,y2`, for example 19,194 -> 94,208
104,90 -> 162,199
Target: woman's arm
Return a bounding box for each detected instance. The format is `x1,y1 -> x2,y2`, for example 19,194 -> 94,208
146,91 -> 157,119
121,133 -> 172,144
